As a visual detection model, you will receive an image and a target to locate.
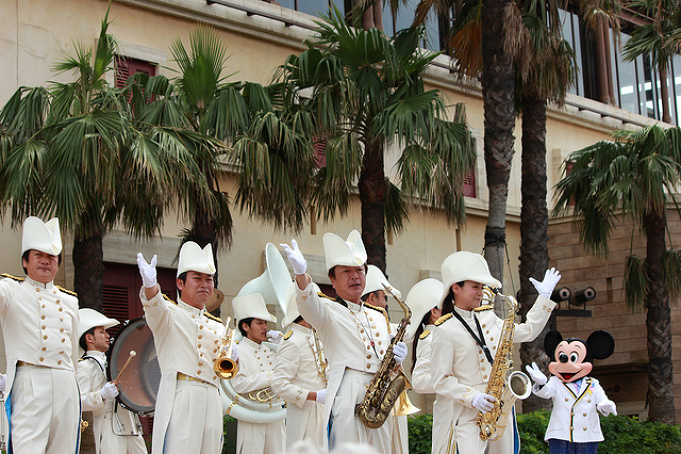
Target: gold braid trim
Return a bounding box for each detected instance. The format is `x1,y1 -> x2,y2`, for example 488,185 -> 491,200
434,313 -> 453,326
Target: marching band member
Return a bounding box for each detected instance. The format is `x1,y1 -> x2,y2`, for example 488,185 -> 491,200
430,251 -> 559,454
361,265 -> 408,454
280,231 -> 408,452
231,293 -> 285,454
77,308 -> 147,454
0,216 -> 81,453
136,242 -> 226,454
271,284 -> 328,450
404,279 -> 449,454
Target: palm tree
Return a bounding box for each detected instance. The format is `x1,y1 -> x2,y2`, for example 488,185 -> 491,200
276,8 -> 475,271
0,5 -> 215,309
622,0 -> 681,124
554,125 -> 681,424
131,27 -> 316,271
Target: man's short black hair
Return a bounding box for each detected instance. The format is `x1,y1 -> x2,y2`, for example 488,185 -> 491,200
21,249 -> 63,275
79,327 -> 96,352
238,318 -> 255,337
177,272 -> 188,298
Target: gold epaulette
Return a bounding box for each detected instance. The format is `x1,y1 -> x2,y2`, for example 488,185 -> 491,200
419,329 -> 431,340
473,305 -> 494,312
57,286 -> 77,296
162,293 -> 177,305
317,291 -> 332,300
1,273 -> 24,282
204,311 -> 222,323
364,302 -> 391,331
283,330 -> 294,340
434,313 -> 453,326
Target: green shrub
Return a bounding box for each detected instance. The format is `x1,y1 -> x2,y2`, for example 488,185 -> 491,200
407,410 -> 681,454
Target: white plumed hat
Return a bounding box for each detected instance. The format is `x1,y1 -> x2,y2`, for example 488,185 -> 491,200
362,265 -> 401,299
439,251 -> 501,307
232,293 -> 277,324
22,216 -> 62,255
323,230 -> 367,271
177,242 -> 216,277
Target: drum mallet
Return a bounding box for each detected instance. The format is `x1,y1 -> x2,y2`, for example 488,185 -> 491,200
114,351 -> 136,385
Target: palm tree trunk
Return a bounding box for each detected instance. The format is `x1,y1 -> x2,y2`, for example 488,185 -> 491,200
481,0 -> 516,290
644,209 -> 676,423
359,138 -> 387,273
73,230 -> 104,311
518,93 -> 551,412
659,65 -> 671,124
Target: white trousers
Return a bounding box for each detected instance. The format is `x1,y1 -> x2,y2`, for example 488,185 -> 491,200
329,370 -> 391,453
95,412 -> 147,454
162,380 -> 222,454
236,419 -> 285,454
285,401 -> 325,450
10,366 -> 80,454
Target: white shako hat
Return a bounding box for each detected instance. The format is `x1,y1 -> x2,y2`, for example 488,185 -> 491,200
232,293 -> 277,325
439,251 -> 502,308
282,282 -> 321,327
78,308 -> 119,340
405,278 -> 444,341
362,265 -> 402,300
22,216 -> 62,256
177,241 -> 216,277
323,230 -> 367,272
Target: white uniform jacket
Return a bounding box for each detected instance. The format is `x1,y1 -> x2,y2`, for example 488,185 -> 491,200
534,376 -> 612,443
0,275 -> 80,451
231,337 -> 285,454
271,323 -> 327,448
140,290 -> 224,454
77,350 -> 146,454
296,284 -> 390,421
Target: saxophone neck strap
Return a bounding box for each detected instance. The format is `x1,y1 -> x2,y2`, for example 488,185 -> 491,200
451,310 -> 494,366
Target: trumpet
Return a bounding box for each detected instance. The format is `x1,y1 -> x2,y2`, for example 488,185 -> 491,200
214,317 -> 238,380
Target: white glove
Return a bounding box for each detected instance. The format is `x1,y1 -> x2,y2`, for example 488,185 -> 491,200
280,239 -> 307,275
472,392 -> 496,413
136,253 -> 158,288
100,382 -> 119,400
0,373 -> 5,392
392,341 -> 407,365
315,389 -> 326,404
267,330 -> 283,344
597,400 -> 617,416
529,267 -> 561,299
525,362 -> 548,386
230,343 -> 239,362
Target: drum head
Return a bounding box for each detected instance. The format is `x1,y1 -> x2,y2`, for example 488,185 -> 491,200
108,317 -> 160,415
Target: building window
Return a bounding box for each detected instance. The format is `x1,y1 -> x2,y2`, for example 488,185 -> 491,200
115,57 -> 156,89
462,169 -> 476,198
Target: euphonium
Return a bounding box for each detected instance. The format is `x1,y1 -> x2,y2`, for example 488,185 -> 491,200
477,287 -> 532,441
355,283 -> 419,428
214,317 -> 238,380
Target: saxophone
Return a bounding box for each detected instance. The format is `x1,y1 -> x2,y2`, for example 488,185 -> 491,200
214,317 -> 239,380
477,287 -> 532,441
355,283 -> 417,429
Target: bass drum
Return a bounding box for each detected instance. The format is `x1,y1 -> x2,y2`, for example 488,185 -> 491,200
108,317 -> 161,416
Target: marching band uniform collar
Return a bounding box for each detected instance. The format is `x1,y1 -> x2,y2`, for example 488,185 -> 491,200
454,305 -> 475,320
291,322 -> 312,335
177,297 -> 205,317
85,350 -> 106,359
345,299 -> 363,312
24,276 -> 54,290
241,336 -> 265,349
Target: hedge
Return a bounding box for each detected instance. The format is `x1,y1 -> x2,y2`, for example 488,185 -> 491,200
407,411 -> 681,454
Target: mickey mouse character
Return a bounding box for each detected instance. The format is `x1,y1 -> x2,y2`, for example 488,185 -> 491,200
525,330 -> 617,454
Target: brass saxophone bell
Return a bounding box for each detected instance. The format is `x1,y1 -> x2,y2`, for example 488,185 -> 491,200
214,355 -> 238,380
394,390 -> 420,417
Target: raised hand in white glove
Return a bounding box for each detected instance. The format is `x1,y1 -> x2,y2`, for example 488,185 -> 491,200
472,392 -> 496,413
525,362 -> 548,386
529,267 -> 561,299
267,330 -> 284,344
100,382 -> 119,400
280,239 -> 307,276
0,373 -> 5,392
597,400 -> 617,416
136,253 -> 158,288
315,389 -> 326,404
392,341 -> 408,365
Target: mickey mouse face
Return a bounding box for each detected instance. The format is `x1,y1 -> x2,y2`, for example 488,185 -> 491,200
548,340 -> 593,383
